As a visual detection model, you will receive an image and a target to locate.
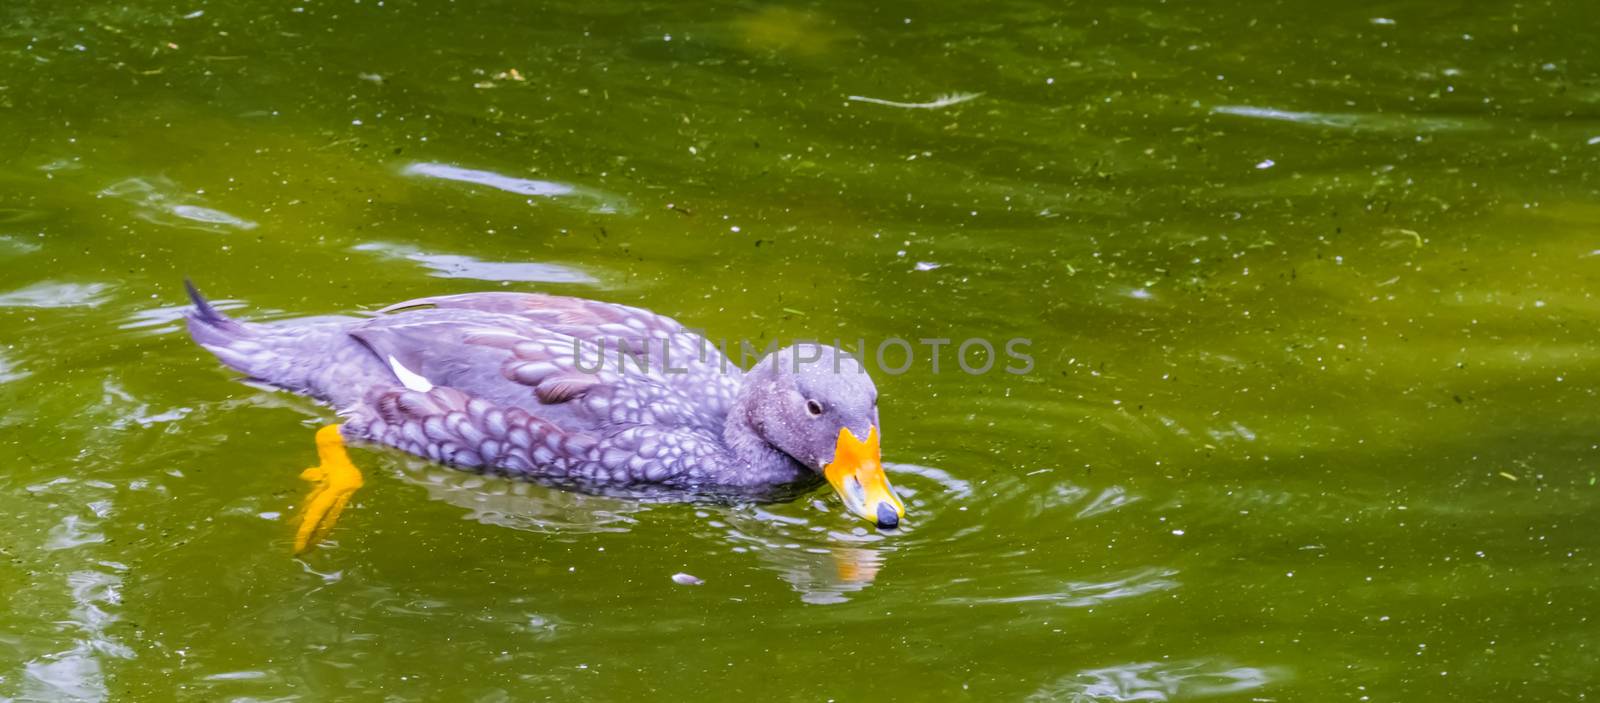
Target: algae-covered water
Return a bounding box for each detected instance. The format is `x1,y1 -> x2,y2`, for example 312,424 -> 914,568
3,0 -> 1598,700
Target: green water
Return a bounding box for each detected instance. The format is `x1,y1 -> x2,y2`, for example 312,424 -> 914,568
4,0 -> 1599,700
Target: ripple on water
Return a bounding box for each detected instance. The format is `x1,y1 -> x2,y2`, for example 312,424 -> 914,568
0,350 -> 29,384
98,177 -> 257,232
383,458 -> 964,605
1075,485 -> 1142,520
402,162 -> 629,214
0,281 -> 111,309
0,234 -> 43,256
98,380 -> 193,430
0,209 -> 54,226
941,468 -> 1143,526
704,462 -> 969,604
201,671 -> 274,682
353,242 -> 598,284
942,567 -> 1180,609
887,462 -> 973,498
714,505 -> 891,605
120,297 -> 251,335
394,462 -> 890,604
1025,659 -> 1282,702
44,515 -> 107,551
118,302 -> 196,333
393,458 -> 646,535
19,482 -> 130,703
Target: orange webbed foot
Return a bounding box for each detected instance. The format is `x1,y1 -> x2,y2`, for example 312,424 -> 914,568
294,424 -> 364,554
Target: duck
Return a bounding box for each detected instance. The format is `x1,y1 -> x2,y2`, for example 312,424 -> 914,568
183,282 -> 905,552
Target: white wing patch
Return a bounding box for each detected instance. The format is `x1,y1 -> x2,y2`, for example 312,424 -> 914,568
387,354 -> 434,392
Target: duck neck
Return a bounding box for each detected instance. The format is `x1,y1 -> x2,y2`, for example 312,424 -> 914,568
723,382 -> 807,484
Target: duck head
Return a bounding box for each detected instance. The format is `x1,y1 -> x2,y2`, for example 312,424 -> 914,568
736,345 -> 906,528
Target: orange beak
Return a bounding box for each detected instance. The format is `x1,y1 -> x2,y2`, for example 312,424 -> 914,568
823,426 -> 906,528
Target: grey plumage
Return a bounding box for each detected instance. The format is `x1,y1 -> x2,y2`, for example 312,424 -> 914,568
184,285 -> 881,495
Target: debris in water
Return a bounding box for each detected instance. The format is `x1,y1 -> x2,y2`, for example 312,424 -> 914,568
846,93 -> 981,110
671,572 -> 704,586
914,261 -> 941,271
1213,104 -> 1478,133
1389,228 -> 1424,247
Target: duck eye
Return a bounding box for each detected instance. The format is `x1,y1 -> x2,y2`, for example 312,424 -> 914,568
805,399 -> 824,417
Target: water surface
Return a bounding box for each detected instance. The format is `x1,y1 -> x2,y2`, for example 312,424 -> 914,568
2,0 -> 1598,700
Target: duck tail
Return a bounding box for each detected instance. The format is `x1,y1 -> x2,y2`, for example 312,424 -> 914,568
185,278 -> 242,331
183,281 -> 379,405
183,279 -> 264,375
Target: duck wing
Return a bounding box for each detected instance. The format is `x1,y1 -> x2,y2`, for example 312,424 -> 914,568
347,307 -> 732,437
375,292 -> 742,416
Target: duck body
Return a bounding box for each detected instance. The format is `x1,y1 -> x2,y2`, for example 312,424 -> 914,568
188,280 -> 912,531
186,287 -> 827,493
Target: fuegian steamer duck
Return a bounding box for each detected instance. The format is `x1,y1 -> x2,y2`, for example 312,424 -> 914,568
184,283 -> 905,551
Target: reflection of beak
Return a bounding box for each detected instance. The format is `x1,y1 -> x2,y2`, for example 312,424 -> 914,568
823,426 -> 906,529
832,546 -> 884,583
